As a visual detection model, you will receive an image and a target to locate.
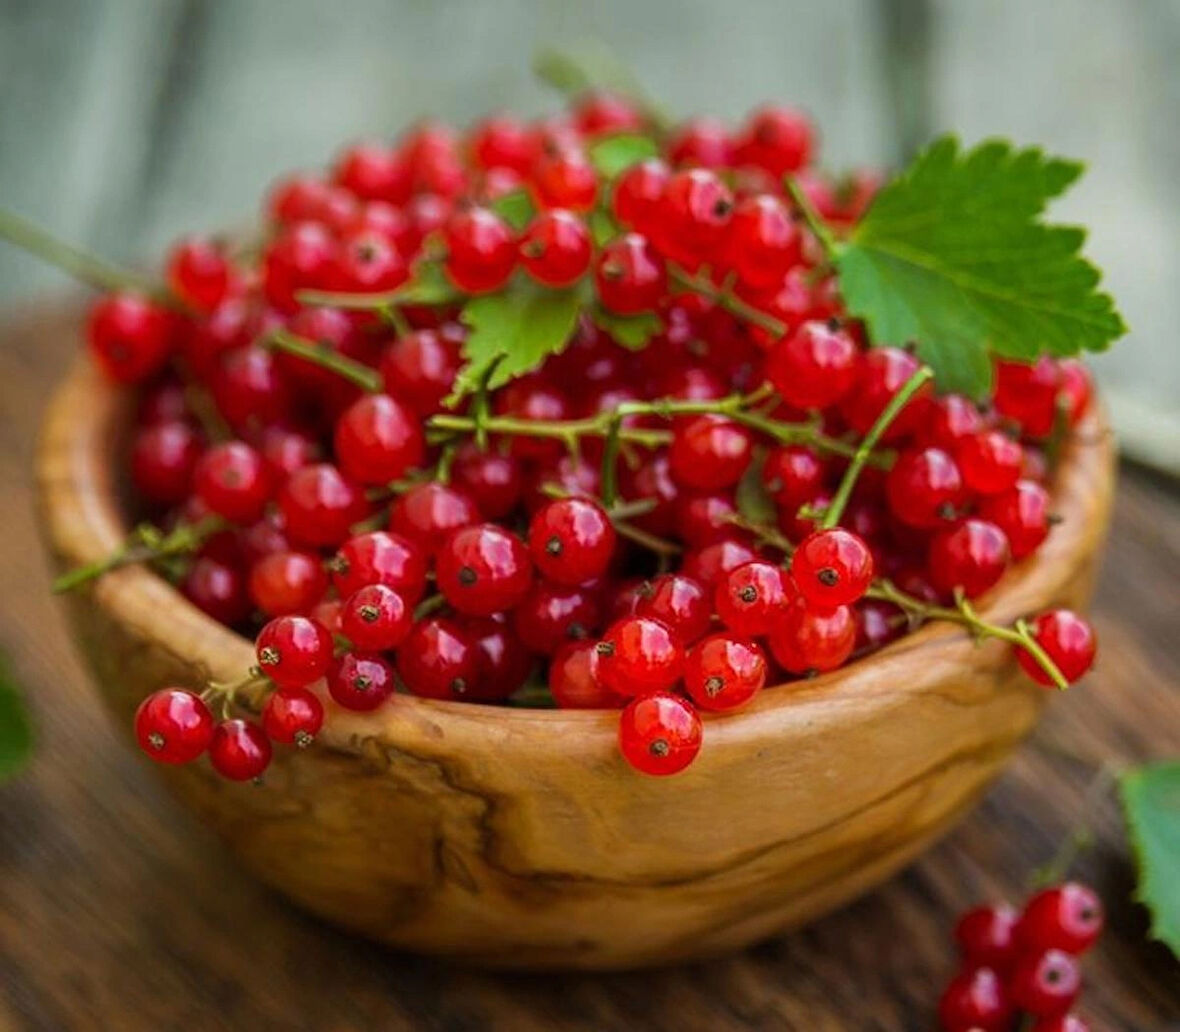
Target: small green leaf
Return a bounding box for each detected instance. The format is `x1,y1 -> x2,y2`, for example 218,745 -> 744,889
835,136 -> 1126,397
0,650 -> 34,783
589,134 -> 659,180
448,281 -> 583,403
591,307 -> 662,350
489,190 -> 536,232
736,449 -> 776,524
588,208 -> 621,248
396,260 -> 462,306
1119,761 -> 1180,959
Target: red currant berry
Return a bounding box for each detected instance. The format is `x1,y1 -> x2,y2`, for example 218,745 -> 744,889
595,233 -> 667,314
629,574 -> 708,645
667,117 -> 733,169
549,640 -> 622,709
1007,949 -> 1081,1017
929,518 -> 1011,599
937,966 -> 1012,1032
886,446 -> 966,529
193,441 -> 272,524
954,903 -> 1019,971
262,686 -> 324,747
209,719 -> 272,781
469,114 -> 535,174
255,615 -> 334,689
842,347 -> 933,441
618,691 -> 703,776
311,597 -> 343,635
87,292 -> 174,384
995,357 -> 1061,438
332,140 -> 411,202
267,174 -> 333,223
612,158 -> 671,235
791,528 -> 875,608
134,688 -> 215,764
1031,1015 -> 1091,1032
684,633 -> 767,712
327,651 -> 395,711
397,617 -> 479,699
765,319 -> 859,411
573,91 -> 644,136
658,168 -> 734,265
436,523 -> 533,616
762,445 -> 826,509
681,538 -> 759,591
1017,882 -> 1105,955
768,601 -> 856,674
262,220 -> 337,312
211,344 -> 293,430
669,415 -> 753,491
736,106 -> 814,176
921,394 -> 985,449
674,492 -> 738,547
389,482 -> 480,555
979,479 -> 1052,559
182,557 -> 251,625
512,582 -> 601,656
379,325 -> 463,416
331,228 -> 408,293
518,209 -> 592,287
279,463 -> 370,548
854,599 -> 904,652
957,429 -> 1024,496
1014,608 -> 1095,688
1058,359 -> 1093,427
329,530 -> 427,602
248,550 -> 328,617
493,376 -> 571,462
596,616 -> 685,696
442,207 -> 516,293
527,497 -> 616,586
456,617 -> 531,701
130,421 -> 203,506
333,393 -> 424,486
530,147 -> 598,212
450,443 -> 523,519
167,237 -> 232,311
716,560 -> 791,636
726,194 -> 803,290
340,583 -> 411,651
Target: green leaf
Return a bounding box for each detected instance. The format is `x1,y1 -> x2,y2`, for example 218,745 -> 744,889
588,133 -> 659,180
448,281 -> 583,402
735,449 -> 776,524
0,650 -> 34,783
489,189 -> 536,232
1119,761 -> 1180,959
835,136 -> 1127,397
588,208 -> 621,248
590,307 -> 662,350
396,259 -> 462,306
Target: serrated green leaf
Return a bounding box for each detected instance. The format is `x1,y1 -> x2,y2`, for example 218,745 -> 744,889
1119,761 -> 1180,960
736,449 -> 776,524
835,136 -> 1126,397
0,650 -> 34,783
588,133 -> 659,180
489,190 -> 536,232
590,307 -> 662,350
448,282 -> 583,402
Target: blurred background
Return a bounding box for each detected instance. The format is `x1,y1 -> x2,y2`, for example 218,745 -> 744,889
1,0 -> 1178,470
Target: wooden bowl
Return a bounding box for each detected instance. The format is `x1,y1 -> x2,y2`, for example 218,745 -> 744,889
36,353 -> 1116,971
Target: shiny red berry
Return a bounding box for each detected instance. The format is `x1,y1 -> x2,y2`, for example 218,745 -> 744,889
886,446 -> 965,529
87,292 -> 174,384
397,617 -> 478,699
766,319 -> 859,411
667,117 -> 733,168
681,538 -> 759,591
255,615 -> 334,688
327,651 -> 395,711
736,106 -> 814,176
379,325 -> 463,415
612,158 -> 671,234
716,560 -> 791,636
442,207 -> 516,293
618,691 -> 702,776
182,557 -> 250,625
436,523 -> 533,616
389,482 -> 480,555
929,518 -> 1011,599
791,528 -> 874,607
333,393 -> 424,486
957,429 -> 1024,495
331,228 -> 407,293
937,966 -> 1012,1032
762,445 -> 826,509
248,550 -> 328,617
130,421 -> 202,506
596,616 -> 685,696
262,220 -> 337,312
725,194 -> 803,291
995,357 -> 1061,438
340,583 -> 411,650
954,903 -> 1019,971
573,91 -> 644,136
469,114 -> 534,173
518,209 -> 593,287
922,394 -> 985,449
658,168 -> 734,265
527,497 -> 616,586
548,640 -> 622,709
512,582 -> 601,655
279,463 -> 370,548
261,686 -> 324,747
167,237 -> 232,311
329,530 -> 427,602
1017,882 -> 1105,955
979,479 -> 1052,559
194,441 -> 272,524
209,719 -> 272,781
332,140 -> 410,202
530,148 -> 598,212
1008,949 -> 1081,1017
684,633 -> 767,712
768,601 -> 856,674
842,347 -> 933,440
669,415 -> 753,491
134,688 -> 215,764
595,233 -> 667,314
1031,1014 -> 1091,1032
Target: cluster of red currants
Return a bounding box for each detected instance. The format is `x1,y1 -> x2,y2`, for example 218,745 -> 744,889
81,90 -> 1097,781
940,881 -> 1105,1031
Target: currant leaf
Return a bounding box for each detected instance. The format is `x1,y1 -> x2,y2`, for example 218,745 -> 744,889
0,649 -> 33,784
834,136 -> 1126,397
588,134 -> 659,180
1119,761 -> 1180,961
447,281 -> 582,403
393,259 -> 463,306
488,189 -> 536,232
590,306 -> 662,350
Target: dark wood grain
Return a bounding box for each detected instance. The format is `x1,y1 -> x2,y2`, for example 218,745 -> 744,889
1,301 -> 1177,1029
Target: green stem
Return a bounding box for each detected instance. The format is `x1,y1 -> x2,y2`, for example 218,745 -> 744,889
0,207 -> 172,301
668,265 -> 787,340
266,330 -> 382,392
600,412 -> 624,508
821,365 -> 933,528
783,177 -> 839,257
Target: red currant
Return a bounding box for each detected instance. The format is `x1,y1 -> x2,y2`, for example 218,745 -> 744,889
331,228 -> 407,293
469,114 -> 535,174
618,691 -> 702,776
332,140 -> 410,202
766,319 -> 859,411
340,583 -> 411,650
87,292 -> 174,384
167,237 -> 232,312
635,574 -> 712,644
194,441 -> 272,524
1008,949 -> 1081,1017
527,497 -> 616,585
669,415 -> 753,491
255,615 -> 334,688
333,393 -> 424,486
1031,1015 -> 1090,1032
209,719 -> 272,781
262,686 -> 324,747
684,633 -> 767,712
716,560 -> 791,636
518,209 -> 592,287
329,530 -> 427,602
182,557 -> 250,625
736,106 -> 814,176
957,429 -> 1024,495
262,220 -> 337,312
768,601 -> 856,674
450,444 -> 523,519
886,446 -> 965,529
658,168 -> 734,265
762,445 -> 826,509
134,688 -> 215,764
1017,882 -> 1105,955
674,492 -> 738,547
397,617 -> 478,699
929,518 -> 1011,599
595,233 -> 667,314
389,482 -> 480,554
791,528 -> 874,607
212,344 -> 293,431
842,347 -> 933,441
530,147 -> 598,212
921,394 -> 985,449
248,550 -> 328,617
681,538 -> 759,591
326,651 -> 395,711
596,616 -> 685,696
725,194 -> 803,290
573,91 -> 644,136
436,523 -> 533,616
380,325 -> 463,415
279,463 -> 370,548
130,421 -> 203,506
995,357 -> 1061,438
612,159 -> 671,235
442,207 -> 516,293
1058,359 -> 1093,426
954,903 -> 1019,971
937,966 -> 1012,1032
548,640 -> 621,709
512,582 -> 600,655
979,479 -> 1052,559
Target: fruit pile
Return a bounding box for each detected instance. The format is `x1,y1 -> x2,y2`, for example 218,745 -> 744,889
940,881 -> 1104,1031
44,89 -> 1101,782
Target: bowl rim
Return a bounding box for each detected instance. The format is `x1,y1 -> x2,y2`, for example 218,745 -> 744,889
36,351 -> 1116,754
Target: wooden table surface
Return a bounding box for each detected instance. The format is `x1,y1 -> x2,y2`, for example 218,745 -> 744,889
0,302 -> 1177,1032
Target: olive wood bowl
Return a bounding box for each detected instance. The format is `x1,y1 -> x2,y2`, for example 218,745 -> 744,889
36,353 -> 1116,970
